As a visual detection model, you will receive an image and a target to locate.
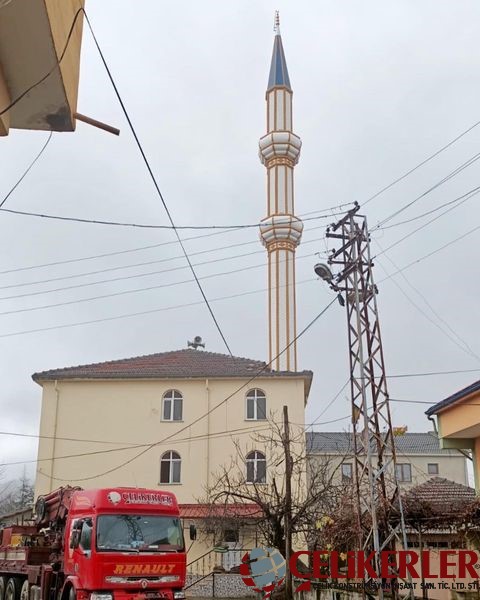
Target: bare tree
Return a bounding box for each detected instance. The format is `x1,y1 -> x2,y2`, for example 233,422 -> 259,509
199,420 -> 346,560
0,469 -> 34,517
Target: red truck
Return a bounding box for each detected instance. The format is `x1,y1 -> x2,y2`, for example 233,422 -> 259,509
0,487 -> 194,600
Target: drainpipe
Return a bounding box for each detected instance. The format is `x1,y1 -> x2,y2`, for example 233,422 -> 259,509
50,380 -> 60,492
206,379 -> 210,489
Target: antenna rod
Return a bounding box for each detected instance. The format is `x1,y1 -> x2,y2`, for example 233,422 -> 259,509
274,10 -> 280,35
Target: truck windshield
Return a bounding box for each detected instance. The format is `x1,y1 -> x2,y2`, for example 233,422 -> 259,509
96,515 -> 184,552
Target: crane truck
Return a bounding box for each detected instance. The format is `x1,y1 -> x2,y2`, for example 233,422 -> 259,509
0,487 -> 194,600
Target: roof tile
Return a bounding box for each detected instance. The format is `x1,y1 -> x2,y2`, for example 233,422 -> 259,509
403,477 -> 475,513
32,349 -> 313,384
306,431 -> 461,455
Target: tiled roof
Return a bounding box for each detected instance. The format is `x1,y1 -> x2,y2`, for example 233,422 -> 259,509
179,503 -> 262,519
32,349 -> 313,386
306,431 -> 461,455
425,379 -> 480,416
403,477 -> 475,513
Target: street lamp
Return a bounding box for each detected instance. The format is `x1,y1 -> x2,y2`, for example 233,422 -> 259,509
313,262 -> 345,306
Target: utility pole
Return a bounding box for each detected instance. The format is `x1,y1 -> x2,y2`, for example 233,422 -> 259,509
283,405 -> 293,600
325,204 -> 411,600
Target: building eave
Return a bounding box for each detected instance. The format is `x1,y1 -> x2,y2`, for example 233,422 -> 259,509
425,379 -> 480,416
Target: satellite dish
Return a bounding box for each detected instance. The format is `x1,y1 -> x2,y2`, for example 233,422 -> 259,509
314,263 -> 333,282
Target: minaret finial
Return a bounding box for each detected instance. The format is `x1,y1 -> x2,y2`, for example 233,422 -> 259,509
274,10 -> 280,35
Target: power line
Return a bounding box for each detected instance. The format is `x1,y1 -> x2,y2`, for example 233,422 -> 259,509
39,297 -> 337,482
373,151 -> 480,229
378,185 -> 480,230
375,244 -> 480,363
388,368 -> 480,378
389,398 -> 476,406
81,10 -> 235,356
0,241 -> 322,309
0,217 -> 328,277
307,379 -> 350,431
1,223 -> 478,338
362,118 -> 480,207
377,223 -> 480,284
0,423 -> 275,447
0,225 -> 327,291
374,186 -> 480,258
0,5 -> 232,356
0,206 -> 331,230
0,228 -> 248,275
0,132 -> 53,208
0,278 -> 318,339
3,425 -> 274,468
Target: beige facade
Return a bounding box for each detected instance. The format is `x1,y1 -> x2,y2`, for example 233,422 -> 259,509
33,350 -> 311,566
35,375 -> 309,499
307,432 -> 468,490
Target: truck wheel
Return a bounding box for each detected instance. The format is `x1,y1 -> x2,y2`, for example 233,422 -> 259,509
5,579 -> 21,600
68,588 -> 76,600
0,577 -> 7,600
19,581 -> 29,600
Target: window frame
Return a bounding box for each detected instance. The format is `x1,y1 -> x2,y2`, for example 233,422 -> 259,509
427,463 -> 439,475
245,389 -> 267,421
246,450 -> 267,484
162,389 -> 183,422
160,450 -> 182,484
395,463 -> 412,483
341,462 -> 353,482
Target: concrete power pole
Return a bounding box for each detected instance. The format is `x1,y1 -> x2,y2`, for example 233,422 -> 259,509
325,204 -> 410,600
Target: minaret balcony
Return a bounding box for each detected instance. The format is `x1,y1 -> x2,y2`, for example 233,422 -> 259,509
259,131 -> 301,167
259,214 -> 303,250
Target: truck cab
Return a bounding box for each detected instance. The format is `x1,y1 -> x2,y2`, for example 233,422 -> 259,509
0,487 -> 190,600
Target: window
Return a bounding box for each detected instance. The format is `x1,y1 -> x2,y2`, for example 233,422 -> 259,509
162,390 -> 183,421
96,515 -> 184,551
427,463 -> 439,475
246,389 -> 266,420
246,451 -> 266,484
395,463 -> 412,482
223,529 -> 239,543
160,451 -> 181,484
341,463 -> 353,481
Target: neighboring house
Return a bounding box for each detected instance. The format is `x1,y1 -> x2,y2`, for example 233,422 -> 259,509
399,477 -> 479,600
32,348 -> 312,565
426,379 -> 480,492
306,431 -> 468,488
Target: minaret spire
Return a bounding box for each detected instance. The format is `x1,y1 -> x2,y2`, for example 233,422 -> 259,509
259,16 -> 303,372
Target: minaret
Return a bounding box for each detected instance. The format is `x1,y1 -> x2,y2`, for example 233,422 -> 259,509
259,13 -> 303,372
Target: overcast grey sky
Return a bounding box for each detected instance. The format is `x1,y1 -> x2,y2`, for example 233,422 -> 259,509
1,0 -> 480,481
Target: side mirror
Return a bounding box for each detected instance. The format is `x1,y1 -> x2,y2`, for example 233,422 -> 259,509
70,519 -> 84,549
70,530 -> 81,549
189,524 -> 197,541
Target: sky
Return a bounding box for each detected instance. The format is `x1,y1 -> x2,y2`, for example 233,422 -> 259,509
1,0 -> 480,482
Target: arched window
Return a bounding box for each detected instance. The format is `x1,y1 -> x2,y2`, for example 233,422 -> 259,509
160,451 -> 181,484
162,390 -> 183,421
246,451 -> 266,484
245,389 -> 266,420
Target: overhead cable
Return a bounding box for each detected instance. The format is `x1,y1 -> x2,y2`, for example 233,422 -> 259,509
0,132 -> 53,208
42,297 -> 337,482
